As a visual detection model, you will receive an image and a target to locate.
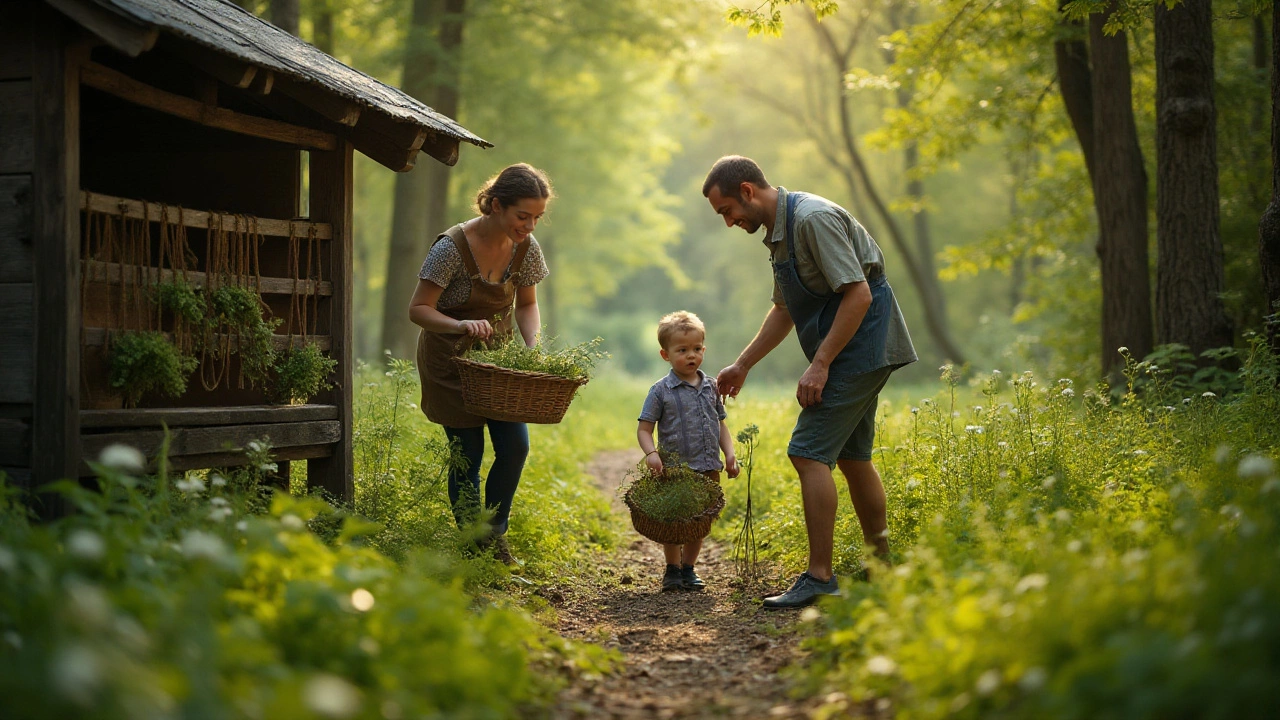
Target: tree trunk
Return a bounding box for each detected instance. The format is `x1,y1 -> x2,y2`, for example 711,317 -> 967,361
1054,0 -> 1096,179
270,0 -> 300,35
1090,4 -> 1153,379
312,0 -> 334,54
379,0 -> 466,361
1261,8 -> 1280,353
1155,0 -> 1233,356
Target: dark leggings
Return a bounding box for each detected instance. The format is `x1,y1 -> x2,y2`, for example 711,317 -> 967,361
442,420 -> 530,536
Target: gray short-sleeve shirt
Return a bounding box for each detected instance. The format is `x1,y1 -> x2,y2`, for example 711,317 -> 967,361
764,188 -> 882,305
418,234 -> 549,309
638,370 -> 727,472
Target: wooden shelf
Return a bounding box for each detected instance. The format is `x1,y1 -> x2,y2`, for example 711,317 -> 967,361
80,420 -> 340,474
82,327 -> 331,352
82,190 -> 333,240
81,404 -> 338,429
84,260 -> 333,296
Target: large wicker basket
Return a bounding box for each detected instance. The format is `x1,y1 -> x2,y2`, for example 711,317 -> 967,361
452,357 -> 588,424
624,478 -> 726,545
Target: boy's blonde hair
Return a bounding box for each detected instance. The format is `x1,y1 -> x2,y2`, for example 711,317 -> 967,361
657,311 -> 706,349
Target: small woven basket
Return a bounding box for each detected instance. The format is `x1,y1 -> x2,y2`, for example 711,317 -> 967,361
452,356 -> 588,424
624,476 -> 726,545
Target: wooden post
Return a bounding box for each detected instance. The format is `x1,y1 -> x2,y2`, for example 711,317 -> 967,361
31,7 -> 80,497
306,142 -> 354,503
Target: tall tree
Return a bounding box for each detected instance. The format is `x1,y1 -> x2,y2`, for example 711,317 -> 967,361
1261,8 -> 1280,353
1054,0 -> 1095,179
1154,0 -> 1233,355
380,0 -> 466,361
270,0 -> 300,35
1089,1 -> 1152,378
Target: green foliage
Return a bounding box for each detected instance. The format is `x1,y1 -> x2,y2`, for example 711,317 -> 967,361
209,285 -> 279,387
272,343 -> 338,404
464,335 -> 607,382
623,456 -> 720,523
726,0 -> 839,36
1129,343 -> 1244,401
107,330 -> 198,407
152,279 -> 206,327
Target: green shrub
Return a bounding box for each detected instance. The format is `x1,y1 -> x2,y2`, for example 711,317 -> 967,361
152,279 -> 206,327
107,330 -> 198,406
272,343 -> 337,404
209,284 -> 278,387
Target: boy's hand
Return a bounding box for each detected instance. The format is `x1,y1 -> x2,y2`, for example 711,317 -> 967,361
644,454 -> 664,475
725,455 -> 740,478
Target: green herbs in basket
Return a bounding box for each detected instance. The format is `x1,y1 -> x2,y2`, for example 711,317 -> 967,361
463,335 -> 607,382
623,461 -> 720,523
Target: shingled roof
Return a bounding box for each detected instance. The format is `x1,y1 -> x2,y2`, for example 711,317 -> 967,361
46,0 -> 490,169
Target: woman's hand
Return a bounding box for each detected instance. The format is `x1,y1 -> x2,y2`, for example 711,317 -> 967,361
644,452 -> 664,475
725,455 -> 740,479
457,319 -> 494,339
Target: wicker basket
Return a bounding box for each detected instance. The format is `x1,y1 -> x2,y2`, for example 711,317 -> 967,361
624,478 -> 725,545
452,357 -> 588,424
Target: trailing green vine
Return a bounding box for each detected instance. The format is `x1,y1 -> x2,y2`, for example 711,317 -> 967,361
107,330 -> 198,407
272,343 -> 337,404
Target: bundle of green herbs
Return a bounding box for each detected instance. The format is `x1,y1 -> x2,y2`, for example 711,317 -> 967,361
462,334 -> 607,382
623,459 -> 720,523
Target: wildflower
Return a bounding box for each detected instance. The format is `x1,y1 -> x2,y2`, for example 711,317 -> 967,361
1122,548 -> 1148,565
304,673 -> 362,719
975,669 -> 1002,696
973,405 -> 983,413
208,506 -> 233,522
66,530 -> 105,562
0,546 -> 14,573
1163,406 -> 1175,412
964,425 -> 984,434
1041,476 -> 1056,490
865,655 -> 897,676
175,477 -> 206,495
1202,391 -> 1217,399
799,606 -> 822,623
991,369 -> 1002,378
1053,509 -> 1071,523
910,407 -> 919,415
247,440 -> 264,453
65,581 -> 111,628
1014,574 -> 1049,594
1237,455 -> 1275,479
1182,398 -> 1192,405
350,588 -> 376,612
281,514 -> 305,531
179,530 -> 227,561
905,478 -> 920,491
1061,388 -> 1075,398
4,631 -> 20,650
1117,346 -> 1129,354
997,441 -> 1008,449
358,637 -> 380,656
210,473 -> 227,488
1132,449 -> 1148,456
235,520 -> 249,532
1066,540 -> 1083,553
52,644 -> 101,706
98,444 -> 146,474
259,462 -> 279,474
1214,445 -> 1232,465
210,497 -> 229,508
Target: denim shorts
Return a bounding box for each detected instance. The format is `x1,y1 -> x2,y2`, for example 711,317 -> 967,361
788,365 -> 894,467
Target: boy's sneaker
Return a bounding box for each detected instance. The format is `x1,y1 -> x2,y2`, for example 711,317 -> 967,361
681,564 -> 706,591
762,572 -> 840,609
661,564 -> 684,592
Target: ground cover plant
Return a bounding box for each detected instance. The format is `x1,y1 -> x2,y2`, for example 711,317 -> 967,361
462,334 -> 608,381
622,458 -> 721,523
711,340 -> 1280,718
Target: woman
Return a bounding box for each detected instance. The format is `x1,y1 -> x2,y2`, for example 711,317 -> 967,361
408,163 -> 552,564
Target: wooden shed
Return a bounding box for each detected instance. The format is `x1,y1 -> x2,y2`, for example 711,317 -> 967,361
0,0 -> 489,502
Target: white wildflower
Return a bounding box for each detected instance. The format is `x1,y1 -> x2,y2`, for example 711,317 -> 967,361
1122,548 -> 1148,566
179,530 -> 227,562
210,474 -> 227,488
66,530 -> 105,562
1133,449 -> 1148,456
350,589 -> 375,612
997,441 -> 1008,449
1066,540 -> 1083,553
235,520 -> 249,532
4,631 -> 20,649
1014,574 -> 1049,594
1214,445 -> 1232,465
304,674 -> 362,719
258,462 -> 278,474
98,444 -> 145,474
1041,476 -> 1057,490
865,655 -> 897,676
65,581 -> 111,628
1053,509 -> 1071,523
905,478 -> 920,491
210,497 -> 229,508
247,441 -> 264,453
964,425 -> 984,434
52,644 -> 101,706
280,514 -> 305,531
1201,391 -> 1217,399
1238,455 -> 1275,479
1019,667 -> 1047,692
174,477 -> 206,495
0,546 -> 15,573
975,669 -> 1002,696
1061,388 -> 1075,398
910,407 -> 919,415
208,506 -> 233,522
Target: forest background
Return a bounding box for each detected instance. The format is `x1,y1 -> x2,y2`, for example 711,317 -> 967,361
238,0 -> 1275,387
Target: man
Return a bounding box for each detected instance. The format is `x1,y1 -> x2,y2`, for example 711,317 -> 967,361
705,155 -> 917,609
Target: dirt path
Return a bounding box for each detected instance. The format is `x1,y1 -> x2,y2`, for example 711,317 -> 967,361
546,450 -> 825,719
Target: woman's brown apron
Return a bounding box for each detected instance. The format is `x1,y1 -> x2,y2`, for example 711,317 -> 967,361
417,224 -> 530,428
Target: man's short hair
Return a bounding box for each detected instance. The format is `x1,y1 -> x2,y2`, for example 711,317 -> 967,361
657,311 -> 706,349
702,155 -> 770,200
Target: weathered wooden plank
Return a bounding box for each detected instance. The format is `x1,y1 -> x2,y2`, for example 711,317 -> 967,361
0,2 -> 33,81
82,403 -> 338,428
82,328 -> 332,352
0,285 -> 34,404
305,141 -> 353,502
160,35 -> 257,89
84,261 -> 333,296
31,12 -> 81,491
81,191 -> 332,239
44,0 -> 158,57
349,111 -> 426,173
275,76 -> 361,127
0,175 -> 33,283
80,62 -> 337,151
0,81 -> 34,174
81,420 -> 341,460
163,443 -> 330,473
0,418 -> 31,467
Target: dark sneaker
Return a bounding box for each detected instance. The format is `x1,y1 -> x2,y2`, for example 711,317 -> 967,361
762,572 -> 840,609
661,564 -> 684,592
492,534 -> 520,566
681,564 -> 706,591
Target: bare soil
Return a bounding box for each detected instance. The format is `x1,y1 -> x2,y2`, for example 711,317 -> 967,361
545,450 -> 828,719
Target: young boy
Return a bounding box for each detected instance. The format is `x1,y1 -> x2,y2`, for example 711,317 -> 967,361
637,311 -> 740,592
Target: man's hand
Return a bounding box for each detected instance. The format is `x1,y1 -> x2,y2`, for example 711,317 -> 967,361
716,363 -> 748,401
725,455 -> 740,479
796,362 -> 829,408
644,453 -> 664,475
